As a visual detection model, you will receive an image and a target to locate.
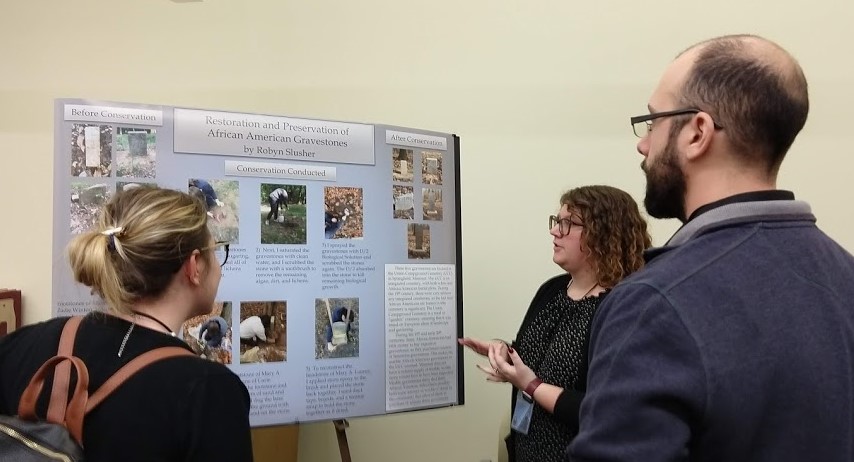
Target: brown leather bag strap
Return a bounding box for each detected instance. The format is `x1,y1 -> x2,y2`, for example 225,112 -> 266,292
85,346 -> 194,413
19,355 -> 90,446
46,316 -> 83,424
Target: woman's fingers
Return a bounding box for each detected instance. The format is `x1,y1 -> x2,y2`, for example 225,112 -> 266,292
477,363 -> 507,382
487,343 -> 503,372
458,337 -> 489,356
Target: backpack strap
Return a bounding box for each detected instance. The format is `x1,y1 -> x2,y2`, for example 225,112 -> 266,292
85,346 -> 193,413
45,316 -> 84,425
38,315 -> 194,444
18,355 -> 90,446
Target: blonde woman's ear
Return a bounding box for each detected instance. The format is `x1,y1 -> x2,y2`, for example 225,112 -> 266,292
184,250 -> 204,285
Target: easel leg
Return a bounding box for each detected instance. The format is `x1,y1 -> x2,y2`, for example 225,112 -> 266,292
333,419 -> 352,462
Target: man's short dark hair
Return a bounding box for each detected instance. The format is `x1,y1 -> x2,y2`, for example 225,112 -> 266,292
678,35 -> 809,173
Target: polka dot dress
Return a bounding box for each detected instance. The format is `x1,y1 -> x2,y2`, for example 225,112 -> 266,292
513,286 -> 604,462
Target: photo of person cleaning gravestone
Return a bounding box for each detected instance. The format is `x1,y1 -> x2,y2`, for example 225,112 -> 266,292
182,302 -> 233,365
315,297 -> 359,359
260,183 -> 307,245
238,301 -> 287,364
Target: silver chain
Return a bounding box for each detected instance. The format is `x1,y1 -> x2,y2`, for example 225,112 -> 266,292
117,317 -> 136,357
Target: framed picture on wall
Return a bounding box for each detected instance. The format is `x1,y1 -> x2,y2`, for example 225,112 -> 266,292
0,289 -> 21,336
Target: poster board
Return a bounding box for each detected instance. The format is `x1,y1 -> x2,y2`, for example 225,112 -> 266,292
51,99 -> 463,426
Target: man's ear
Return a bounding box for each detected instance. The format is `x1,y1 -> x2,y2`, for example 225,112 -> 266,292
684,112 -> 716,161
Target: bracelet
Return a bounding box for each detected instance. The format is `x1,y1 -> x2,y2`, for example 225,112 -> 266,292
522,378 -> 543,403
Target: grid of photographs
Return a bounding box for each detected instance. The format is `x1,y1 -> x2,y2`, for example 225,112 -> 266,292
390,148 -> 445,259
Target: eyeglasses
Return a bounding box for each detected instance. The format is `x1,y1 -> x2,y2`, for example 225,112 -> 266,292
630,108 -> 724,138
549,215 -> 583,237
201,241 -> 230,267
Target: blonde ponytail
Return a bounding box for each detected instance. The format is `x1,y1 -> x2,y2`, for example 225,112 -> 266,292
66,185 -> 211,315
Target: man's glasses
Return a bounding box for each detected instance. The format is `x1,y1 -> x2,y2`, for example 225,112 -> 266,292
201,241 -> 230,267
549,215 -> 583,237
630,108 -> 724,138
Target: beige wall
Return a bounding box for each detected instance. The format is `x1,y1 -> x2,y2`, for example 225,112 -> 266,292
1,1 -> 852,461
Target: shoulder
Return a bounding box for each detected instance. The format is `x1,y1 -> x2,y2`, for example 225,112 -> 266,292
598,279 -> 666,313
527,273 -> 570,305
156,352 -> 237,375
0,316 -> 68,352
646,222 -> 785,277
0,317 -> 68,373
589,281 -> 701,371
522,273 -> 568,308
535,273 -> 570,296
517,274 -> 569,325
592,276 -> 700,353
626,234 -> 729,297
142,354 -> 249,399
183,360 -> 250,405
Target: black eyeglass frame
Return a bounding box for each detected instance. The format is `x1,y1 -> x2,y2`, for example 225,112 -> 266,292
630,108 -> 724,138
548,215 -> 584,238
202,240 -> 231,267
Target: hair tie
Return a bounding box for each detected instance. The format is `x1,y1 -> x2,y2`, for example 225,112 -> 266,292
101,227 -> 124,252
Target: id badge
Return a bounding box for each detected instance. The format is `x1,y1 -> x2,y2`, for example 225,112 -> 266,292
511,389 -> 533,435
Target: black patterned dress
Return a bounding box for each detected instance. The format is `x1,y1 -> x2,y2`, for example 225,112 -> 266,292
510,274 -> 606,462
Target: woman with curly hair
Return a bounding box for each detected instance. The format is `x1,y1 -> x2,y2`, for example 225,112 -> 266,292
459,185 -> 651,462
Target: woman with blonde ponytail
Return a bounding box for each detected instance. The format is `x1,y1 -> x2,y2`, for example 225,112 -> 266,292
0,185 -> 253,461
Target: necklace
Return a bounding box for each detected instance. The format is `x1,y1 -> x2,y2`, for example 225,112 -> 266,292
131,310 -> 177,337
116,311 -> 178,358
566,278 -> 599,300
117,321 -> 135,358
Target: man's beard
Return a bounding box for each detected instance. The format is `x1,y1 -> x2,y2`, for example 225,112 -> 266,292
642,132 -> 687,221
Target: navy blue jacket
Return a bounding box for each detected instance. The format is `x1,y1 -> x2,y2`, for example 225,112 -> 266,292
569,199 -> 854,462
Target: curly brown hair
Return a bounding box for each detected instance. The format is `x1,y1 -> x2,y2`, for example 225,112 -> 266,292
560,185 -> 651,287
